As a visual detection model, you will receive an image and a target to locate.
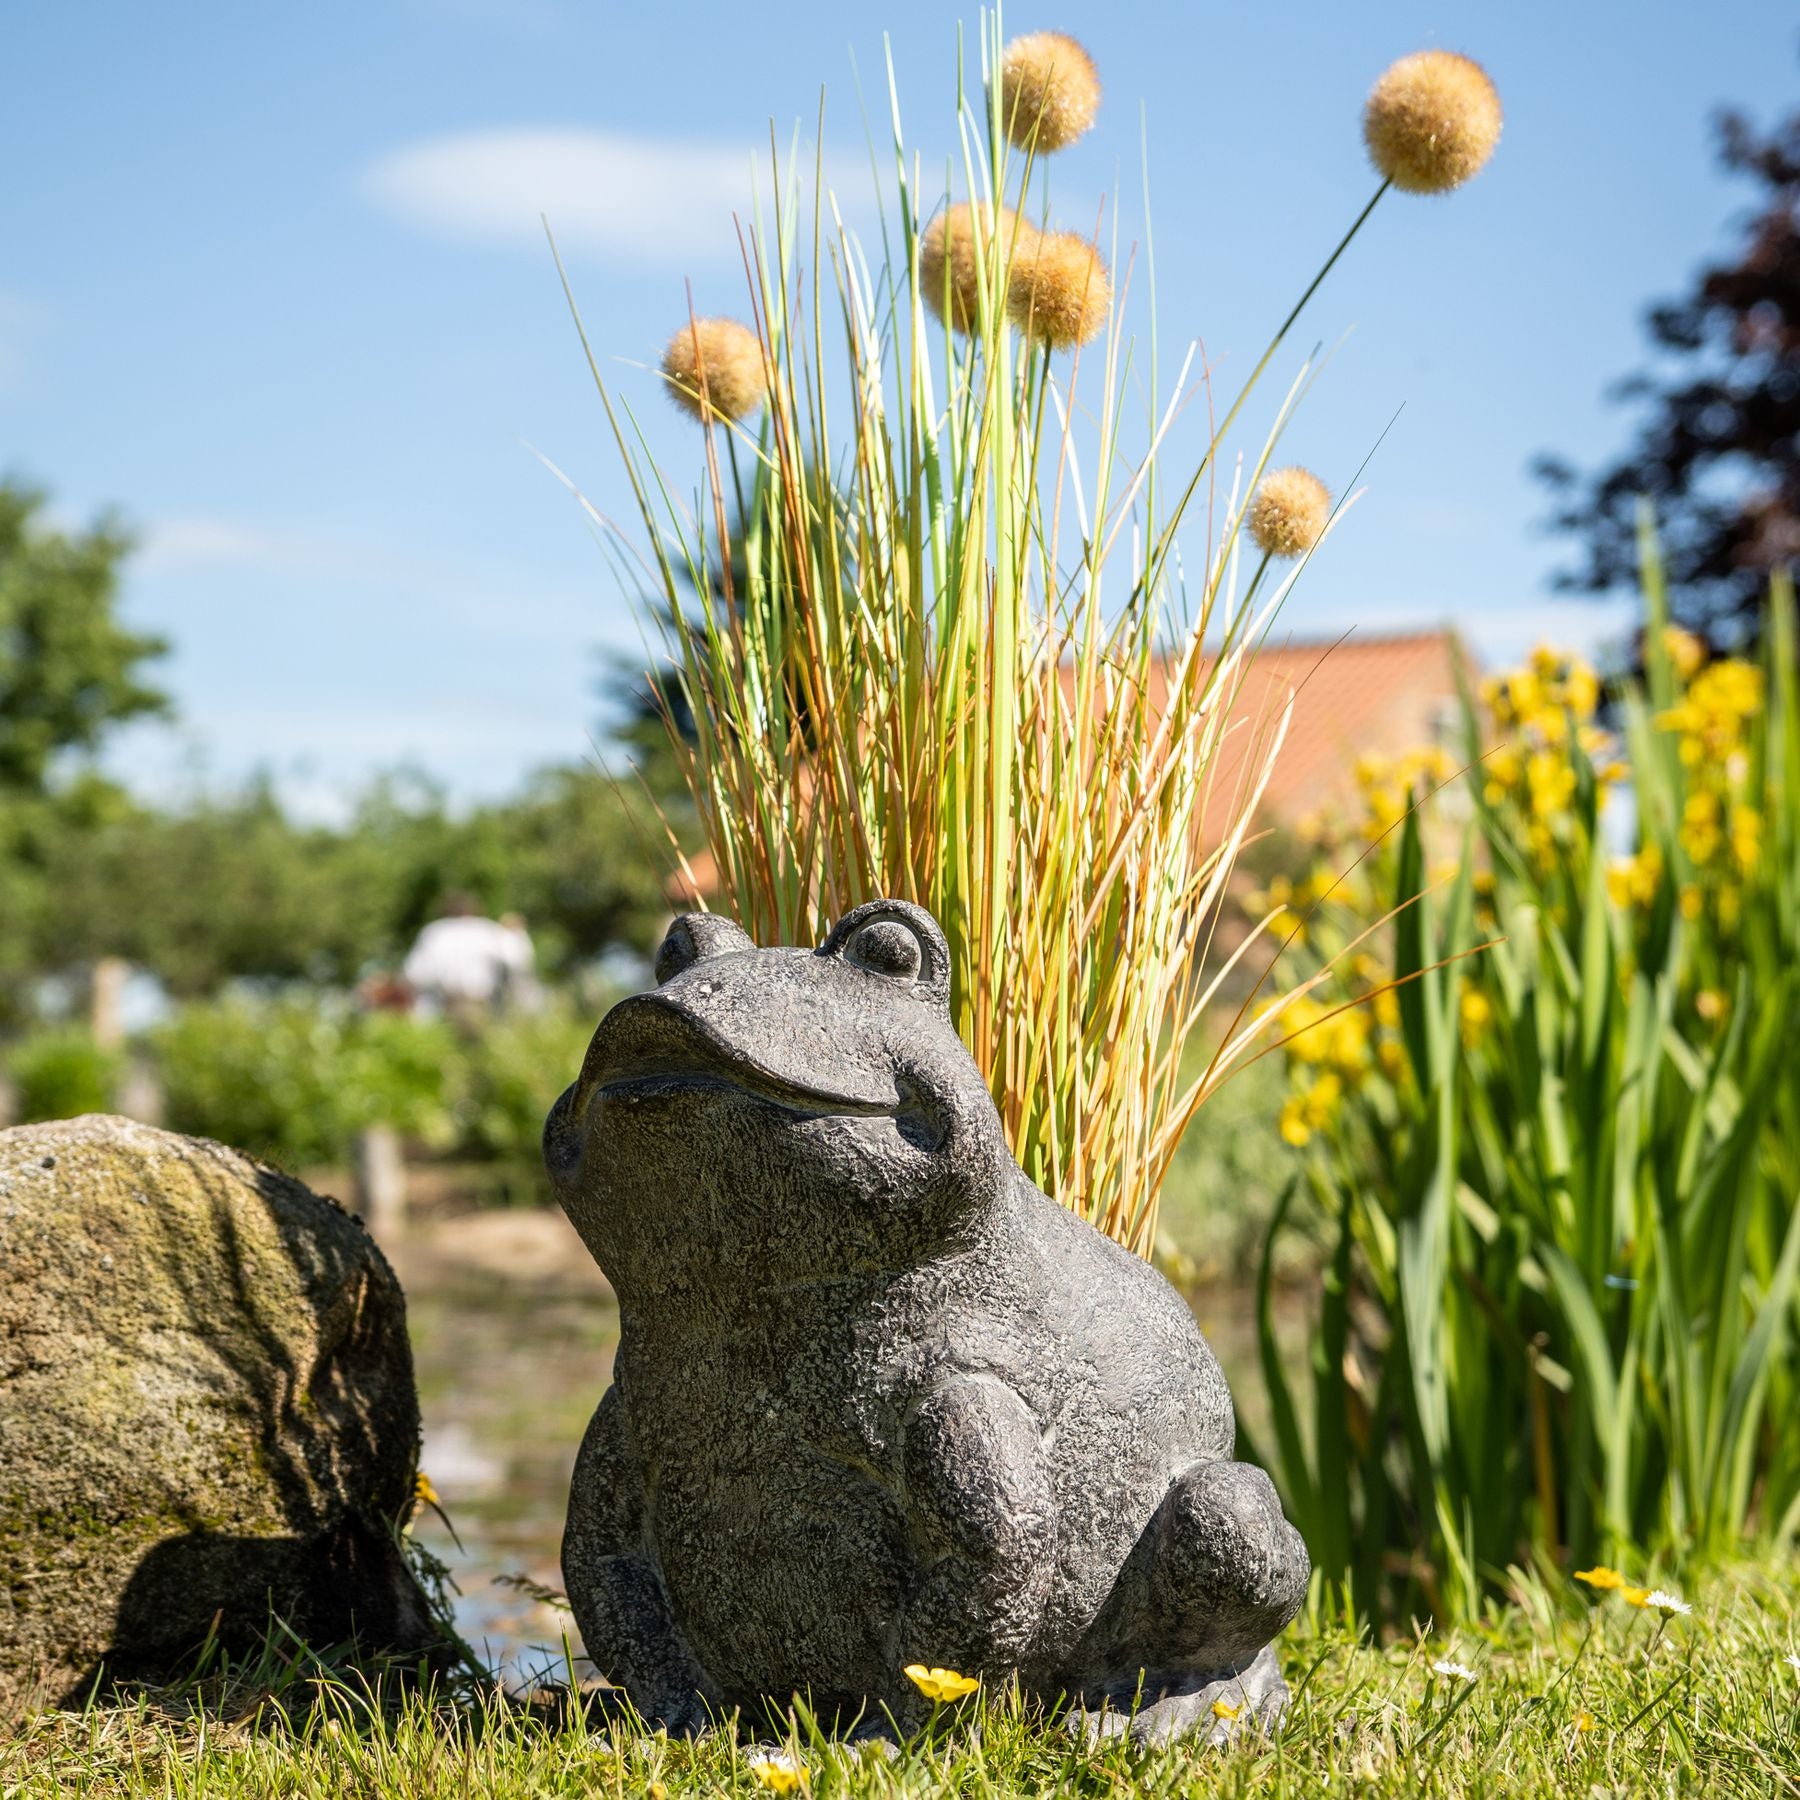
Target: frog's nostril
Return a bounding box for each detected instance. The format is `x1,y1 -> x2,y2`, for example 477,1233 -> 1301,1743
543,1083 -> 588,1180
655,913 -> 755,985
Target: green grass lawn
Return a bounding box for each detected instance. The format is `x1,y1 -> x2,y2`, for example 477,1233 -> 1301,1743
8,1564 -> 1797,1797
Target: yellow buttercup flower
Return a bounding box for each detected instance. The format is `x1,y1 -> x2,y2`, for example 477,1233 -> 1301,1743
1694,659 -> 1761,719
1574,1566 -> 1625,1591
1211,1697 -> 1244,1720
1660,659 -> 1763,767
904,1664 -> 980,1702
1364,781 -> 1407,837
1575,1708 -> 1596,1734
1679,819 -> 1721,866
1281,995 -> 1330,1065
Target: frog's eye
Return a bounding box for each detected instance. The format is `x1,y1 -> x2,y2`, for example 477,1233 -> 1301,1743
844,917 -> 923,984
818,899 -> 951,1008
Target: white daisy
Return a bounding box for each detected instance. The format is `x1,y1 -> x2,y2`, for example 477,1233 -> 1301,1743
748,1749 -> 805,1793
1785,1652 -> 1800,1675
1431,1658 -> 1478,1682
1642,1590 -> 1692,1617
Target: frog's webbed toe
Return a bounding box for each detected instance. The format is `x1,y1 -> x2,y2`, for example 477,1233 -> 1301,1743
1072,1642 -> 1290,1748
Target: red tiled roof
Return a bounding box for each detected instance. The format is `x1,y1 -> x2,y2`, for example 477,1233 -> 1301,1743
1178,628 -> 1471,827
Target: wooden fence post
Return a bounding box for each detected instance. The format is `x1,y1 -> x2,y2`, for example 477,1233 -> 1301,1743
352,1124 -> 407,1238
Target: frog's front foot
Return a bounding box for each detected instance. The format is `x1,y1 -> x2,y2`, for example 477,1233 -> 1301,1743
1073,1643 -> 1290,1748
1076,1456 -> 1307,1738
1139,1458 -> 1308,1670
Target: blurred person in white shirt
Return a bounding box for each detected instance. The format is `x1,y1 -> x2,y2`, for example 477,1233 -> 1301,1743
402,893 -> 538,1019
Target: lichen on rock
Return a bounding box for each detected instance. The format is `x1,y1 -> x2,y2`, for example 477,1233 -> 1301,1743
0,1115 -> 432,1710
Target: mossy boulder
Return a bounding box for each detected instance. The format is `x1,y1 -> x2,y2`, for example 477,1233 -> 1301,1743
0,1116 -> 432,1709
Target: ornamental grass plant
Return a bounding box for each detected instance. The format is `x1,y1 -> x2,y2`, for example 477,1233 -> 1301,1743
561,16 -> 1501,1255
1250,547 -> 1800,1629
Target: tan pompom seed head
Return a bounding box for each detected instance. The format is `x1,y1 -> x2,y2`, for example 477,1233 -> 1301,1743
1364,50 -> 1502,194
1249,467 -> 1331,558
1007,230 -> 1110,350
660,316 -> 767,424
920,204 -> 1030,335
999,31 -> 1101,153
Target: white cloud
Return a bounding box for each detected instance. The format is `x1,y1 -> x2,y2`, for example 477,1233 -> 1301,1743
135,517 -> 340,576
361,126 -> 863,263
133,512 -> 604,643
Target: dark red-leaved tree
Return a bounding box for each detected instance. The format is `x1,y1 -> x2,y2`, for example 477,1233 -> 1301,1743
1538,100 -> 1800,648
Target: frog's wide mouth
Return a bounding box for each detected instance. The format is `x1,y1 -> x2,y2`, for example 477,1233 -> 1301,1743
575,990 -> 909,1123
594,1054 -> 904,1118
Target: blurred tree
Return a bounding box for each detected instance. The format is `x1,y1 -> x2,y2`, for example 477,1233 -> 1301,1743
475,763 -> 673,970
39,779 -> 397,996
0,482 -> 168,792
33,764 -> 672,998
0,482 -> 168,1022
1538,101 -> 1800,648
0,480 -> 670,1006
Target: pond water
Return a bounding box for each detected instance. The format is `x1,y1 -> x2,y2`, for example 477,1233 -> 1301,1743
388,1206 -> 1295,1687
388,1210 -> 617,1686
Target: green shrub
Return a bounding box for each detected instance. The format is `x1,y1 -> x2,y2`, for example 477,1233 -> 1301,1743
452,1005 -> 596,1169
151,995 -> 458,1170
147,991 -> 599,1180
1250,560 -> 1800,1627
6,1025 -> 120,1122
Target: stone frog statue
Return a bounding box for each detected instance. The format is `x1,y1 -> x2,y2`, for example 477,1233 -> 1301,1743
544,900 -> 1308,1744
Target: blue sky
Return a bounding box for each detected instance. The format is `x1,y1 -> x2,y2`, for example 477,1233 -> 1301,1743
4,1 -> 1795,814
